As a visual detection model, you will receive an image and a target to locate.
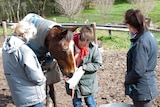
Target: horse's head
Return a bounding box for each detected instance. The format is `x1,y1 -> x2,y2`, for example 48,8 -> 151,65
46,26 -> 78,77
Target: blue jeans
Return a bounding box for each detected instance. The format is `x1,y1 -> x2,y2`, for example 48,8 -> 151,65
72,92 -> 97,107
29,102 -> 44,107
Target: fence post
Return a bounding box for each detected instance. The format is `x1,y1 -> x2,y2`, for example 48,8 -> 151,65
53,18 -> 56,22
92,22 -> 97,44
74,21 -> 78,33
2,21 -> 7,38
109,30 -> 112,35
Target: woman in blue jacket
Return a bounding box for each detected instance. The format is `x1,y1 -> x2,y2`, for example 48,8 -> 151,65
2,21 -> 46,107
124,9 -> 158,107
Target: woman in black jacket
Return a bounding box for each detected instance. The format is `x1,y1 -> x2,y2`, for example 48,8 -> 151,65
124,9 -> 158,107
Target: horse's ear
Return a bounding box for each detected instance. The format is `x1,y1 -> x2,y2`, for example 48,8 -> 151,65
56,26 -> 78,40
59,30 -> 73,41
57,30 -> 68,40
69,26 -> 79,32
61,29 -> 68,35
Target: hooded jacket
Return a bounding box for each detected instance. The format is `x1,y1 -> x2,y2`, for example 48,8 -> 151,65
2,35 -> 46,107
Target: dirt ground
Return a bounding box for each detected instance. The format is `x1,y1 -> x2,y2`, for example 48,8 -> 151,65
0,36 -> 160,107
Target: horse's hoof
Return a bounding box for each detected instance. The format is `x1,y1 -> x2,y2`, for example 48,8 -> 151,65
46,97 -> 53,107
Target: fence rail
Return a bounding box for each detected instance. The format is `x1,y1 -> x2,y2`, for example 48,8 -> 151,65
1,22 -> 160,44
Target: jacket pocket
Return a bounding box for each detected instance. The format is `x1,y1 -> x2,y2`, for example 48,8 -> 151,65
79,79 -> 94,96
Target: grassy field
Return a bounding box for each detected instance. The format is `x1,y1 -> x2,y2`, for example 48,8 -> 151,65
0,0 -> 160,50
97,31 -> 160,50
47,0 -> 160,26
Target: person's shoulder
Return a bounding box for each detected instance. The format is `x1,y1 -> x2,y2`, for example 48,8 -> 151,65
142,30 -> 155,39
89,42 -> 98,48
19,44 -> 34,55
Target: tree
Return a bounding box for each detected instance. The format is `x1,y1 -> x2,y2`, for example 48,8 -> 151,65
94,0 -> 115,23
127,0 -> 155,18
27,0 -> 47,17
55,0 -> 84,21
83,0 -> 93,9
0,0 -> 9,21
0,0 -> 28,22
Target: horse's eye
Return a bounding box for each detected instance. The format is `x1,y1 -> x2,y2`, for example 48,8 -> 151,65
62,47 -> 69,52
62,49 -> 66,52
61,42 -> 69,52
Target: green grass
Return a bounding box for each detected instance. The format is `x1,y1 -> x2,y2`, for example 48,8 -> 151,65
107,3 -> 133,23
0,27 -> 13,36
97,31 -> 130,50
153,32 -> 160,48
148,0 -> 160,26
47,0 -> 160,26
0,28 -> 3,35
97,30 -> 160,50
96,29 -> 130,50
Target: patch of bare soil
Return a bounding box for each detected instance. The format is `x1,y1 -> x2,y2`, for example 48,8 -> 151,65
0,36 -> 160,107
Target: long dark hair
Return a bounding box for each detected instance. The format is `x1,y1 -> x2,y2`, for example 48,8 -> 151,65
124,9 -> 147,33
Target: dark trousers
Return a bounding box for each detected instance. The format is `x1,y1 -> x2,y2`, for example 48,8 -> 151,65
133,100 -> 152,107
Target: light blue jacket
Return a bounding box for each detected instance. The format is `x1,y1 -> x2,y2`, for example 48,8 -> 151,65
2,35 -> 46,107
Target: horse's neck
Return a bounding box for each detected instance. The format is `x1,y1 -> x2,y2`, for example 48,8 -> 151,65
26,17 -> 61,57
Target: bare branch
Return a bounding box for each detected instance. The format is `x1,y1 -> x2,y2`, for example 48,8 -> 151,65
94,0 -> 115,23
128,0 -> 155,17
55,0 -> 84,21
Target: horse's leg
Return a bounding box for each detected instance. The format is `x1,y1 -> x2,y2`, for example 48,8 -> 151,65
45,84 -> 49,107
49,84 -> 57,107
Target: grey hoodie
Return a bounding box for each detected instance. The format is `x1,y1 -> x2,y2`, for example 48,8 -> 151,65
2,35 -> 46,107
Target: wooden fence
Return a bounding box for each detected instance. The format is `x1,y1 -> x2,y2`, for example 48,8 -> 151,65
1,21 -> 160,44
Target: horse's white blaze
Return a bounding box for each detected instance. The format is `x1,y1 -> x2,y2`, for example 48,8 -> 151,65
69,40 -> 76,72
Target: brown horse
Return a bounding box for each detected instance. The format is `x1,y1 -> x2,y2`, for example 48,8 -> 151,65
22,13 -> 77,107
